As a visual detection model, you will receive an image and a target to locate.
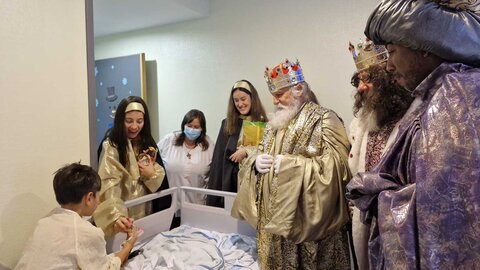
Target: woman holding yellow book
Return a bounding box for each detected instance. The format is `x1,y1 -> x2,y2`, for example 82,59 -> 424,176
206,80 -> 268,207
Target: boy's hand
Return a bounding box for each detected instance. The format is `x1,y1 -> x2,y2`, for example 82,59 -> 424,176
122,226 -> 142,249
125,227 -> 140,245
120,226 -> 142,265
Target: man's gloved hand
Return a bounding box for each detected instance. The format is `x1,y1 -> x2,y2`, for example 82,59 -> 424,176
274,155 -> 284,174
255,154 -> 273,174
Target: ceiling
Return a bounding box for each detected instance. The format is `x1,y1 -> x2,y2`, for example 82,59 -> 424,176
93,0 -> 210,37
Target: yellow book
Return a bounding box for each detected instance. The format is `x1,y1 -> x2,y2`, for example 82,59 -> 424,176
242,121 -> 266,146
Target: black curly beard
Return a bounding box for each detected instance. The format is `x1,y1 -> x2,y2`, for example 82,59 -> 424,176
352,65 -> 414,128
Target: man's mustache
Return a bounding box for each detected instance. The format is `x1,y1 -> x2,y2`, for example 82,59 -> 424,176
275,104 -> 289,111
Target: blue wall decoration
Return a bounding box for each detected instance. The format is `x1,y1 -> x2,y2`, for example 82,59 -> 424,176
95,53 -> 146,150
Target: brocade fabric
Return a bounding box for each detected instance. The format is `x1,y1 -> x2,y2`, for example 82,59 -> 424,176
93,139 -> 165,237
348,117 -> 399,270
233,102 -> 352,269
347,63 -> 480,269
365,122 -> 396,172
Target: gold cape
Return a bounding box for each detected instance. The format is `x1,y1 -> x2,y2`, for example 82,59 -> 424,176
232,102 -> 352,269
93,139 -> 165,237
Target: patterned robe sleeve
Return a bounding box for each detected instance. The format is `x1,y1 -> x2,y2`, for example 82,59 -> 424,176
231,149 -> 260,227
93,140 -> 165,237
233,110 -> 352,243
263,111 -> 352,243
93,141 -> 129,237
141,162 -> 165,193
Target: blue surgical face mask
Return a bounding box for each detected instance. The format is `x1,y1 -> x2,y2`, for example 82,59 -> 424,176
184,126 -> 201,141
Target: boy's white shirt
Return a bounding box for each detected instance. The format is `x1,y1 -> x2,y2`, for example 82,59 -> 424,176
15,207 -> 121,270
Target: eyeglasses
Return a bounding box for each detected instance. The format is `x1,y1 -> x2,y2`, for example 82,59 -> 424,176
350,74 -> 371,88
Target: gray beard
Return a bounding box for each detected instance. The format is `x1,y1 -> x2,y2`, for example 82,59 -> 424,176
269,99 -> 301,130
359,110 -> 380,132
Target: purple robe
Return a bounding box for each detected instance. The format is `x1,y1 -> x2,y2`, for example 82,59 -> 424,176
346,62 -> 480,269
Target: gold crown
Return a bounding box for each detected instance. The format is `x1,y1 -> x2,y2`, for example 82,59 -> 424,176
264,59 -> 305,93
349,39 -> 388,71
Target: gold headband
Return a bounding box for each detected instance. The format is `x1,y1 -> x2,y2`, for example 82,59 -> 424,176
232,81 -> 251,93
125,102 -> 145,114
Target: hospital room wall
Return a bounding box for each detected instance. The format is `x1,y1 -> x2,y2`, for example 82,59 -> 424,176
0,0 -> 381,268
94,0 -> 381,143
0,0 -> 91,268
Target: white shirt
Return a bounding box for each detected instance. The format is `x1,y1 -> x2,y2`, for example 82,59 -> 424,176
15,208 -> 121,270
157,132 -> 214,205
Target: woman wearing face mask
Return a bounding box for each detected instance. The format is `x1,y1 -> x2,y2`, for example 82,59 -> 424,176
157,109 -> 214,210
206,80 -> 268,207
93,96 -> 171,238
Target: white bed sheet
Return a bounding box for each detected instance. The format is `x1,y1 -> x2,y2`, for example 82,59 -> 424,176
124,225 -> 258,270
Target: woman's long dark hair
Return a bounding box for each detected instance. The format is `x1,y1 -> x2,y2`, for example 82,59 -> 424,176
174,109 -> 210,151
107,96 -> 157,167
224,80 -> 268,136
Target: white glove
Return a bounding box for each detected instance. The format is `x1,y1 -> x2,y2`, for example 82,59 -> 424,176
274,155 -> 284,174
255,154 -> 273,174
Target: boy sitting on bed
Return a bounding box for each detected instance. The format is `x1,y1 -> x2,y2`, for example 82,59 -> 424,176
15,162 -> 139,270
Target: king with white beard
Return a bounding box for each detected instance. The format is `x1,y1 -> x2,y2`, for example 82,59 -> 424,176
232,59 -> 352,269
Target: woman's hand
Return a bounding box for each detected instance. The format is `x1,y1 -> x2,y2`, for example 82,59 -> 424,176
229,147 -> 247,163
138,158 -> 155,178
114,216 -> 134,234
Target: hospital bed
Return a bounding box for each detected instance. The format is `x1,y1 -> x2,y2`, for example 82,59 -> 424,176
106,187 -> 258,269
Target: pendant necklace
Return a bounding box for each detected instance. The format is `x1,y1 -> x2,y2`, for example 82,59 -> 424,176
185,142 -> 195,159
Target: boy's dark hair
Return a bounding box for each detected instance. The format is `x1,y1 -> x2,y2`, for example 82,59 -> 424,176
53,162 -> 101,205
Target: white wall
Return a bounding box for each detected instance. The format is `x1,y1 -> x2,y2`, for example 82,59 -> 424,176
0,0 -> 380,268
0,0 -> 91,268
94,0 -> 380,142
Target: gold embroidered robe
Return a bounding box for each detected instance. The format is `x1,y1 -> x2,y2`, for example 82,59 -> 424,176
93,139 -> 165,237
232,102 -> 352,269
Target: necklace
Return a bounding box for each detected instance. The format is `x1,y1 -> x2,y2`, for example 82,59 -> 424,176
184,141 -> 196,159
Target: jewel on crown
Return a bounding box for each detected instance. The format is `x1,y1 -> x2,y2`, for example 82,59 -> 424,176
264,59 -> 305,93
349,38 -> 388,71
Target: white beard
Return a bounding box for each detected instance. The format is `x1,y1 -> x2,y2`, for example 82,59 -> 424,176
268,98 -> 301,130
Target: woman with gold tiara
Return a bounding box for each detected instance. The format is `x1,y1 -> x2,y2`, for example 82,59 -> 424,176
93,96 -> 170,237
206,80 -> 268,207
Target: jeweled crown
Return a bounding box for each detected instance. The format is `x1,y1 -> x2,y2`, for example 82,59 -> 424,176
264,59 -> 305,93
349,38 -> 388,71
